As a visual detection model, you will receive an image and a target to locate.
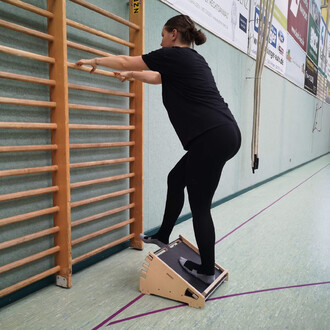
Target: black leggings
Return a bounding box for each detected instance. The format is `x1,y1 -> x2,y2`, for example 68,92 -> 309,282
156,123 -> 241,274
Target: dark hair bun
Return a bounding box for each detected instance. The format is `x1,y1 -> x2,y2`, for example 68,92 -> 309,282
165,15 -> 207,46
193,28 -> 207,45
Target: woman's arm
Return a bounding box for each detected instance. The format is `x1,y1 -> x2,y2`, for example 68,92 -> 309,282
75,55 -> 149,73
114,71 -> 161,85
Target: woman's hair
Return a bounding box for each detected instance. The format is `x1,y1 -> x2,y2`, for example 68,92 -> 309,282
164,15 -> 206,46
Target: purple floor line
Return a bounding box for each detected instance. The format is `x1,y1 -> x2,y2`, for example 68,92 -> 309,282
93,162 -> 330,329
106,281 -> 330,326
92,294 -> 144,330
215,162 -> 329,245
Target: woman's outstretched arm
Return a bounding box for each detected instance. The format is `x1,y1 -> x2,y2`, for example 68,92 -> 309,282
75,55 -> 148,73
114,71 -> 161,85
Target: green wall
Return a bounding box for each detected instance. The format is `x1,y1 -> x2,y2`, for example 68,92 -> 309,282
143,0 -> 330,234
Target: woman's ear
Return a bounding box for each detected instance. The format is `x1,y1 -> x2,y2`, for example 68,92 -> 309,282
171,28 -> 178,41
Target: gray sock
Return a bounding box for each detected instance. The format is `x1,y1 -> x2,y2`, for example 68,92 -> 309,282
139,234 -> 167,248
179,257 -> 215,284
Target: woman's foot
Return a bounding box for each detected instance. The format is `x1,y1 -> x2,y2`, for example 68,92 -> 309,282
139,233 -> 168,248
179,257 -> 215,284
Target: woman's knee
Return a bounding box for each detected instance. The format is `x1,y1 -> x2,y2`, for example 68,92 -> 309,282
167,167 -> 185,188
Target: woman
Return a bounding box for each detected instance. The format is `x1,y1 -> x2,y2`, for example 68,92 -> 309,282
76,15 -> 241,284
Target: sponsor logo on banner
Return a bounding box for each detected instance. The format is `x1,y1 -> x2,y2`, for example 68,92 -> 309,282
304,55 -> 318,94
160,0 -> 250,53
250,1 -> 288,75
286,34 -> 306,88
287,0 -> 309,51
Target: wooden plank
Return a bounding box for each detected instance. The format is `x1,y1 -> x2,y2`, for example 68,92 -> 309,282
47,0 -> 72,288
0,71 -> 56,86
0,19 -> 54,41
70,157 -> 134,169
69,123 -> 134,130
68,83 -> 135,98
69,103 -> 134,114
0,206 -> 59,227
0,144 -> 58,153
69,0 -> 140,30
69,141 -> 135,150
0,122 -> 57,129
67,41 -> 112,56
72,233 -> 135,265
0,227 -> 60,250
0,96 -> 56,107
66,19 -> 135,48
0,246 -> 60,274
0,165 -> 58,178
70,172 -> 135,189
71,203 -> 135,227
71,187 -> 135,208
129,0 -> 145,250
0,45 -> 55,63
0,186 -> 59,202
72,218 -> 135,246
1,0 -> 54,18
67,62 -> 115,77
0,266 -> 60,298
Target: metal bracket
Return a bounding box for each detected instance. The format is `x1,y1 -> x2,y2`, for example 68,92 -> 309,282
56,275 -> 68,288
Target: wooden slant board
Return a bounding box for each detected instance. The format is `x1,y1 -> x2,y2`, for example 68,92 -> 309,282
140,236 -> 229,308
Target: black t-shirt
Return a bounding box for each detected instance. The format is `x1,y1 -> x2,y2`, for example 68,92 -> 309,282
142,47 -> 237,150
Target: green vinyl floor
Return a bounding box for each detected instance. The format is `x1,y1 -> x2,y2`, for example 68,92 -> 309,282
1,154 -> 329,329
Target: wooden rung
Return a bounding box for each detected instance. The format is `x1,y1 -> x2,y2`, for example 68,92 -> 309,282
0,206 -> 59,227
71,188 -> 135,208
70,0 -> 140,30
0,45 -> 55,63
70,157 -> 134,169
0,186 -> 59,202
67,62 -> 115,77
69,141 -> 135,150
0,227 -> 60,251
66,19 -> 135,48
68,83 -> 135,98
68,62 -> 133,81
70,172 -> 135,189
1,0 -> 54,18
72,218 -> 135,246
0,165 -> 58,178
0,96 -> 56,108
0,71 -> 56,86
69,103 -> 135,114
0,246 -> 60,275
0,144 -> 58,153
0,266 -> 60,298
69,123 -> 135,130
71,203 -> 135,227
0,121 -> 57,130
0,19 -> 54,41
72,233 -> 135,265
67,41 -> 112,57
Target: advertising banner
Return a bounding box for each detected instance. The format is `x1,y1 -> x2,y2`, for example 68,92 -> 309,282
317,71 -> 326,101
307,0 -> 321,65
327,31 -> 330,78
250,0 -> 288,75
318,16 -> 327,75
160,0 -> 250,53
287,0 -> 310,52
286,34 -> 306,88
326,79 -> 330,104
304,55 -> 318,94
